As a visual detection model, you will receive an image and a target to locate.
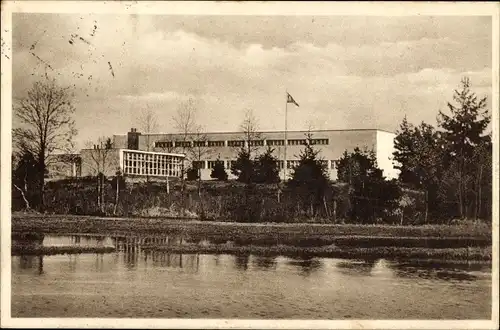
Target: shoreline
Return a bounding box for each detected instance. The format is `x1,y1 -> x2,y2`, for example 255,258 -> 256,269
11,214 -> 492,263
11,246 -> 116,256
140,244 -> 491,264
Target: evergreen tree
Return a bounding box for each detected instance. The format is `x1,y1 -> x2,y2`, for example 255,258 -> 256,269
253,146 -> 280,184
186,165 -> 199,181
393,116 -> 419,185
12,150 -> 43,210
437,77 -> 490,219
287,133 -> 330,217
393,120 -> 444,222
231,148 -> 254,183
211,158 -> 228,181
337,147 -> 400,223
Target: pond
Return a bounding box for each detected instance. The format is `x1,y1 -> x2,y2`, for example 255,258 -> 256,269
11,234 -> 492,319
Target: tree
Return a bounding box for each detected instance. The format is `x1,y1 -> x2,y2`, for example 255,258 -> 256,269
337,147 -> 400,223
189,126 -> 212,203
11,150 -> 42,210
172,98 -> 198,211
337,147 -> 378,184
253,146 -> 280,184
287,132 -> 330,218
211,157 -> 228,181
240,109 -> 262,158
111,169 -> 126,215
437,77 -> 490,219
393,119 -> 444,222
186,164 -> 200,181
393,116 -> 419,185
12,79 -> 77,208
231,148 -> 254,183
86,137 -> 114,213
230,109 -> 263,184
137,106 -> 159,183
137,106 -> 159,152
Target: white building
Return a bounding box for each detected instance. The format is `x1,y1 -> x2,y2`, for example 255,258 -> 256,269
110,127 -> 399,181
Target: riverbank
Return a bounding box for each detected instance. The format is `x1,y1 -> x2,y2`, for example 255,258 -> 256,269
11,246 -> 116,256
11,214 -> 492,263
140,244 -> 491,264
11,214 -> 491,238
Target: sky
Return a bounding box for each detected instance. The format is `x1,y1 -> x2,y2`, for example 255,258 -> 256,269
12,14 -> 492,150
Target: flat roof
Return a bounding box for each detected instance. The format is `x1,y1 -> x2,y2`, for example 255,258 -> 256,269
120,149 -> 186,157
115,128 -> 395,137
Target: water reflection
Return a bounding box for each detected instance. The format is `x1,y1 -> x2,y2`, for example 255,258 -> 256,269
252,256 -> 277,271
287,256 -> 322,276
386,261 -> 487,282
234,254 -> 250,271
12,233 -> 492,284
336,259 -> 378,277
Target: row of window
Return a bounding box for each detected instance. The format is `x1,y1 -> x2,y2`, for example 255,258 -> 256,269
155,138 -> 329,149
189,159 -> 340,170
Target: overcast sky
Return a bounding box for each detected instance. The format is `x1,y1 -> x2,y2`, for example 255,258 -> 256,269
12,14 -> 492,150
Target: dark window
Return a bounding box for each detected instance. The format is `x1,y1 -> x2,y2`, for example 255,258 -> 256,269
193,141 -> 207,147
228,140 -> 244,147
208,140 -> 225,147
155,141 -> 174,148
249,140 -> 264,146
267,139 -> 285,146
288,139 -> 306,146
311,139 -> 329,145
175,141 -> 192,148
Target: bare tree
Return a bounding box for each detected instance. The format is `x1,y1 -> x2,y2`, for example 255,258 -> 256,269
189,125 -> 212,217
13,79 -> 77,208
173,98 -> 198,176
137,106 -> 159,183
172,97 -> 201,216
137,106 -> 159,152
239,109 -> 262,157
86,137 -> 113,212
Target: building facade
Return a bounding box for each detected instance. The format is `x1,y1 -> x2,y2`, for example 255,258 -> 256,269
112,128 -> 399,181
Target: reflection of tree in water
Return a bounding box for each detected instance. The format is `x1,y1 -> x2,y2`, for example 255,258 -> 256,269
387,261 -> 480,282
13,233 -> 45,248
252,256 -> 277,270
336,259 -> 377,277
124,244 -> 139,270
234,254 -> 250,271
18,255 -> 44,275
19,255 -> 35,269
288,256 -> 323,276
67,254 -> 78,272
149,252 -> 199,271
38,255 -> 44,275
93,253 -> 105,272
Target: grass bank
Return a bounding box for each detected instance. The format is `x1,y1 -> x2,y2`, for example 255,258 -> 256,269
12,214 -> 491,239
11,246 -> 116,256
11,214 -> 491,262
141,244 -> 491,264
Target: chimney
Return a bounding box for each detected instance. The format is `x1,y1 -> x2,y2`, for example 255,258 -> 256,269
127,128 -> 141,150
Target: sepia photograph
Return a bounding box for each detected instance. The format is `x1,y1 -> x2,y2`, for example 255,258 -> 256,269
1,1 -> 498,329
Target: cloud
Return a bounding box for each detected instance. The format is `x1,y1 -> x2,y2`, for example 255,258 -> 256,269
11,14 -> 493,150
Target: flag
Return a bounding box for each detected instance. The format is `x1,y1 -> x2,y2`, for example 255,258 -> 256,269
287,92 -> 299,107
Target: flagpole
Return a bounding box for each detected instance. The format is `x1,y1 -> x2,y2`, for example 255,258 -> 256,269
284,89 -> 288,181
